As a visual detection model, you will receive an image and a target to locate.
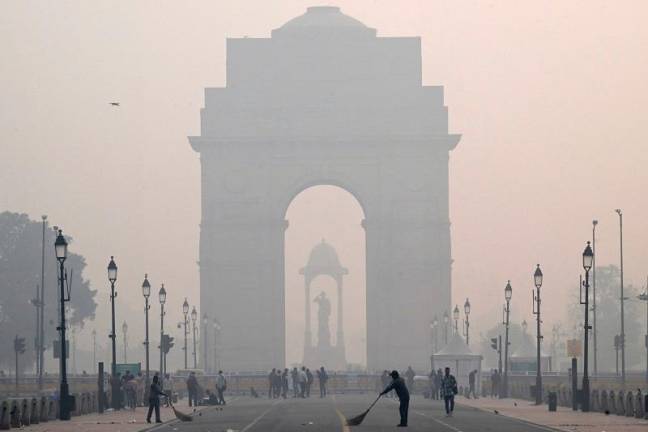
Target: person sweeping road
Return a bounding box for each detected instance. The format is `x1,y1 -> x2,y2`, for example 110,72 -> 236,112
380,370 -> 410,427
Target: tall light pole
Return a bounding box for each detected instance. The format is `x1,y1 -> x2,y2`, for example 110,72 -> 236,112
38,215 -> 47,391
592,220 -> 598,376
182,298 -> 189,369
202,314 -> 209,372
453,305 -> 460,335
533,264 -> 543,405
614,209 -> 626,384
581,242 -> 593,411
502,280 -> 512,398
638,279 -> 648,388
92,329 -> 97,374
122,321 -> 128,363
142,275 -> 151,394
107,256 -> 119,410
463,298 -> 471,345
191,307 -> 198,369
443,311 -> 449,345
54,230 -> 71,420
158,285 -> 166,385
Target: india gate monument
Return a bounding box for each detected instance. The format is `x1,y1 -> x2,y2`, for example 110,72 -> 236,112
189,6 -> 460,372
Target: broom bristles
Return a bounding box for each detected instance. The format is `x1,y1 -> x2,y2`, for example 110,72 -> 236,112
346,410 -> 369,426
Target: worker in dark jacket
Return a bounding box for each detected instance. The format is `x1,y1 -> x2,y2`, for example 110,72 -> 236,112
380,370 -> 410,427
147,375 -> 167,424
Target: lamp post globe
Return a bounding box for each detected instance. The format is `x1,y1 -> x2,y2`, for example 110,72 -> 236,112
583,242 -> 593,271
464,298 -> 471,316
534,264 -> 543,289
191,306 -> 198,323
158,285 -> 166,305
107,256 -> 117,283
55,230 -> 68,262
453,305 -> 460,334
183,298 -> 189,315
142,274 -> 151,298
505,281 -> 513,301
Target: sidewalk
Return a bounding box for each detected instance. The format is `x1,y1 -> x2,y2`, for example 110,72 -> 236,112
458,396 -> 648,432
24,400 -> 206,432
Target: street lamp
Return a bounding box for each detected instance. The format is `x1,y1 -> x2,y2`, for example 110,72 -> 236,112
191,306 -> 198,369
54,230 -> 71,420
443,311 -> 449,345
581,242 -> 593,411
463,298 -> 471,345
592,220 -> 598,377
107,256 -> 119,410
453,305 -> 460,335
122,321 -> 128,363
141,274 -> 151,395
158,284 -> 166,383
615,209 -> 626,384
533,264 -> 543,405
182,298 -> 189,369
202,314 -> 209,372
502,280 -> 512,398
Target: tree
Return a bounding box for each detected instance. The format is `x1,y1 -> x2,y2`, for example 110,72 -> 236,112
0,212 -> 96,371
567,265 -> 643,373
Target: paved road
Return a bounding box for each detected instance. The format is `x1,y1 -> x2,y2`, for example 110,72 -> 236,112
149,395 -> 561,432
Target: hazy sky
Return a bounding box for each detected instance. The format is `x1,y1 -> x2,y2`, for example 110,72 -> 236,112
1,1 -> 647,367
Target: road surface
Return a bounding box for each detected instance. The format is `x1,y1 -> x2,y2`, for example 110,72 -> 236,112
149,394 -> 560,432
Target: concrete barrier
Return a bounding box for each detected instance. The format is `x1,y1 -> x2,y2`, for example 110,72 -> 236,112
609,390 -> 616,414
0,400 -> 10,430
47,398 -> 58,420
71,393 -> 81,417
591,389 -> 599,412
8,399 -> 20,428
616,390 -> 625,416
600,390 -> 608,412
39,396 -> 48,422
626,391 -> 634,417
635,390 -> 644,418
29,397 -> 39,424
18,398 -> 30,426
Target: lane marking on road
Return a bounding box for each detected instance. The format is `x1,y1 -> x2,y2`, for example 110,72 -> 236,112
145,396 -> 241,431
331,395 -> 352,432
412,410 -> 464,432
239,399 -> 281,432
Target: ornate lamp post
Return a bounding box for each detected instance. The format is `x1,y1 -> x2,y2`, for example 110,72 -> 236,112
502,280 -> 512,398
107,256 -> 119,410
443,311 -> 449,344
141,274 -> 151,395
122,321 -> 128,363
158,285 -> 166,384
191,306 -> 198,369
182,298 -> 189,369
54,230 -> 71,420
581,242 -> 593,411
614,209 -> 626,384
202,314 -> 209,372
453,305 -> 460,335
533,264 -> 543,405
463,298 -> 471,345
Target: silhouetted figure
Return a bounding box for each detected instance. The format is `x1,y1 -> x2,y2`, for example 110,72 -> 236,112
317,366 -> 328,397
440,367 -> 458,417
216,370 -> 227,405
404,366 -> 416,391
282,368 -> 289,399
186,372 -> 199,407
146,375 -> 167,424
435,369 -> 443,399
273,369 -> 282,398
380,370 -> 410,427
468,369 -> 478,399
250,387 -> 259,398
291,367 -> 299,398
268,368 -> 276,398
306,368 -> 313,397
299,367 -> 308,398
490,370 -> 500,398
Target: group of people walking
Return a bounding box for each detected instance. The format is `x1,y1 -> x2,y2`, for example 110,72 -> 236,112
268,366 -> 329,399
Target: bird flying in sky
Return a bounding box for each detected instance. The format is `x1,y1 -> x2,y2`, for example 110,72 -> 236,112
109,102 -> 120,106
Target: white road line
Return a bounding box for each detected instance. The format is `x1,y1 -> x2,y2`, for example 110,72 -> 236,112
240,399 -> 281,432
412,410 -> 464,432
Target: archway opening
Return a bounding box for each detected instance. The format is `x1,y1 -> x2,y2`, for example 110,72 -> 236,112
284,185 -> 366,370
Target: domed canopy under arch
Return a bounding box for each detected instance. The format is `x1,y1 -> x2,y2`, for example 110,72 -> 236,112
300,239 -> 348,282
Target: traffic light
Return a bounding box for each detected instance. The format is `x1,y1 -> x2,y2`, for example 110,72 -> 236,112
490,337 -> 498,351
161,335 -> 175,354
14,336 -> 26,354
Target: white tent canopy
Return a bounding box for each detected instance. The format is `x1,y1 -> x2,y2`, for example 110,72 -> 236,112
432,333 -> 483,392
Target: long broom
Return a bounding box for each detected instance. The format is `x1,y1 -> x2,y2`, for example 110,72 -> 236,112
346,395 -> 381,426
169,401 -> 193,422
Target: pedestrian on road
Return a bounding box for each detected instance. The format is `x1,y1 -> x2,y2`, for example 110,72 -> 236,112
306,368 -> 313,397
490,370 -> 500,398
435,369 -> 443,400
282,368 -> 289,399
440,367 -> 458,417
317,366 -> 328,398
428,370 -> 437,400
268,368 -> 276,398
273,369 -> 282,398
216,370 -> 227,405
380,370 -> 410,427
404,366 -> 416,391
291,367 -> 299,398
468,369 -> 478,399
146,375 -> 167,424
186,371 -> 199,407
299,367 -> 308,398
